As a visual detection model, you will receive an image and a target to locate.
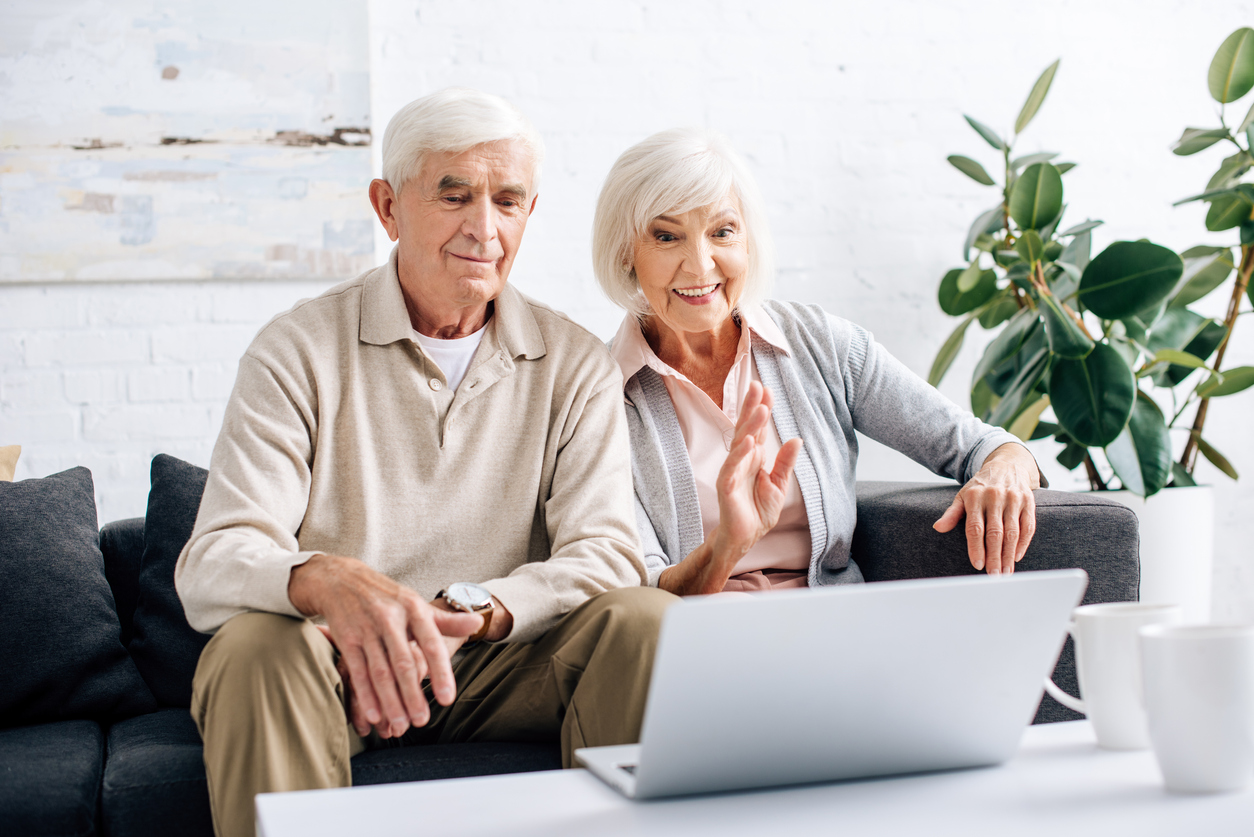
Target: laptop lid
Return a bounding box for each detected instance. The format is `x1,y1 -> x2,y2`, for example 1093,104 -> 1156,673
624,569 -> 1086,799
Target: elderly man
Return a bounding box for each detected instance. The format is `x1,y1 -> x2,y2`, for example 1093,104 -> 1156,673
175,88 -> 675,837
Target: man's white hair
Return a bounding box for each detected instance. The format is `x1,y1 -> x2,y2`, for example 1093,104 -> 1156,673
592,128 -> 775,318
381,87 -> 545,193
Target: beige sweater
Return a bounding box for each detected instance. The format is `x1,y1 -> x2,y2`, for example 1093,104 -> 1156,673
175,251 -> 645,643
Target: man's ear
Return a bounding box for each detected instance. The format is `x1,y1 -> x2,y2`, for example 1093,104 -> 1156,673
369,179 -> 401,242
528,193 -> 538,217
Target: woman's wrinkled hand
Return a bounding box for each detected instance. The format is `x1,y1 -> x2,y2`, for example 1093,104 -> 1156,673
659,381 -> 802,596
710,381 -> 803,563
933,442 -> 1040,574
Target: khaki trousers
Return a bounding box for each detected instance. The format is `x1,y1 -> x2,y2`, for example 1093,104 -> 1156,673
190,586 -> 677,837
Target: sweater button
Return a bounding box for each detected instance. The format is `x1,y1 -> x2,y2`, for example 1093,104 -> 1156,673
429,378 -> 443,391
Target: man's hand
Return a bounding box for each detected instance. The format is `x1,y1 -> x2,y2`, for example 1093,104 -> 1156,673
289,554 -> 483,739
933,443 -> 1040,575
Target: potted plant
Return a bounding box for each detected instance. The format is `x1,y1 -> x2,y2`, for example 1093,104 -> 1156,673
930,35 -> 1254,619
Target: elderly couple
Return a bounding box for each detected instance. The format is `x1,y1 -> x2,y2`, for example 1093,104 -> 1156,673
175,88 -> 1042,836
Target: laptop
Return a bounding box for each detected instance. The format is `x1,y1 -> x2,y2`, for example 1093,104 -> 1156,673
576,568 -> 1087,799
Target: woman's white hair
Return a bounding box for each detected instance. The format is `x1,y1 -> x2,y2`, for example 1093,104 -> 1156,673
381,87 -> 545,193
592,128 -> 775,318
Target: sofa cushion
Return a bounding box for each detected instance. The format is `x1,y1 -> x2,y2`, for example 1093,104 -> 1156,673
0,467 -> 156,726
129,454 -> 211,707
103,707 -> 561,836
0,719 -> 105,837
351,741 -> 562,785
100,518 -> 146,648
103,709 -> 215,837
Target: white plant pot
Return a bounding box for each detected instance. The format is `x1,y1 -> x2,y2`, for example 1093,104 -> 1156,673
1101,486 -> 1214,623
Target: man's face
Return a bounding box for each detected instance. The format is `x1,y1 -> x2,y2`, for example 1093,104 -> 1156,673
373,140 -> 537,326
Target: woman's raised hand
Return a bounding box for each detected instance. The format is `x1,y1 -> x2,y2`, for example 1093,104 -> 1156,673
658,381 -> 803,596
711,381 -> 803,562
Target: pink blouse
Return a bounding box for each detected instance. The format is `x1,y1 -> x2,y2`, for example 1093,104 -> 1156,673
611,308 -> 812,577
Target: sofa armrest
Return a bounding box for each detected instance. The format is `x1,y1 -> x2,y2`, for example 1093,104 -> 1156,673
852,481 -> 1140,725
853,481 -> 1139,602
100,517 -> 146,648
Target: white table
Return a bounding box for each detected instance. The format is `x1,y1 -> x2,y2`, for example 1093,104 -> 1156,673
256,721 -> 1253,836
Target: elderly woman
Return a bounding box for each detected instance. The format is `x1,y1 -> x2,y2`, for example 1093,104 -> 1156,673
593,129 -> 1044,596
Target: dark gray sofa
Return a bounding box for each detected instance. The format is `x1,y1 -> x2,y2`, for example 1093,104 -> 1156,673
0,461 -> 1138,837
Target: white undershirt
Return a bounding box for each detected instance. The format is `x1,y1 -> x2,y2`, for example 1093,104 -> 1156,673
412,324 -> 487,392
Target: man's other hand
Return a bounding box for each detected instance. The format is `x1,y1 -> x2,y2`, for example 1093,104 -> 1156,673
289,554 -> 483,739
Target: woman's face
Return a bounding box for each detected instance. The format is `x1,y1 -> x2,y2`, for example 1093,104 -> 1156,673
632,197 -> 749,339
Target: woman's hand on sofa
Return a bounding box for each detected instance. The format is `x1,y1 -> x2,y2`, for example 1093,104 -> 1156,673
932,442 -> 1039,575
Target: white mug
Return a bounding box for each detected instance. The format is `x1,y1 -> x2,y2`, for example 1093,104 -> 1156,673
1043,602 -> 1182,750
1139,624 -> 1254,793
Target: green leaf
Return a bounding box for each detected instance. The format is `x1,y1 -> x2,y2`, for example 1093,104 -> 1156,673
971,377 -> 997,419
1151,349 -> 1211,370
1170,461 -> 1198,487
988,346 -> 1050,427
979,293 -> 1019,328
1005,261 -> 1034,292
1030,420 -> 1059,441
938,267 -> 998,316
963,204 -> 1005,261
994,249 -> 1021,266
1240,99 -> 1254,133
1173,187 -> 1238,207
956,262 -> 983,292
1039,295 -> 1094,358
1057,441 -> 1088,471
1205,194 -> 1254,231
1207,152 -> 1253,191
1172,127 -> 1231,156
1039,205 -> 1066,243
1158,321 -> 1228,386
1015,59 -> 1060,134
1077,241 -> 1184,320
1198,365 -> 1254,397
965,115 -> 1006,150
1049,261 -> 1083,300
1196,435 -> 1239,480
948,155 -> 996,186
1015,229 -> 1045,264
928,314 -> 976,387
1170,249 -> 1235,308
1048,343 -> 1136,447
1209,28 -> 1254,103
1055,162 -> 1077,174
1009,163 -> 1064,231
1043,241 -> 1064,262
1007,395 -> 1051,441
1105,393 -> 1172,497
1059,220 -> 1104,237
1010,151 -> 1059,170
972,307 -> 1040,385
1058,229 -> 1092,273
1147,307 -> 1208,356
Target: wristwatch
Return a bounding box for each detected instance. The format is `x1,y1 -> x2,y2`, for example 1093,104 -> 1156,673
437,582 -> 496,644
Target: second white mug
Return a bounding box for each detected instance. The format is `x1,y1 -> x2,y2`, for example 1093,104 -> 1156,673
1043,602 -> 1182,750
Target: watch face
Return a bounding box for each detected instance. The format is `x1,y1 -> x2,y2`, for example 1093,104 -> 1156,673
446,581 -> 493,610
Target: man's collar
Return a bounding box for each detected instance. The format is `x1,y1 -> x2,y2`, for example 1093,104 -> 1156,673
360,246 -> 545,361
609,302 -> 791,386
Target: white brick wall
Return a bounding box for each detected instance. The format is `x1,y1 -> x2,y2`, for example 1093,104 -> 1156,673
3,0 -> 1252,616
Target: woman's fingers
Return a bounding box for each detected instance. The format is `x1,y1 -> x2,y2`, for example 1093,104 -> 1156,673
1016,496 -> 1037,562
771,437 -> 803,487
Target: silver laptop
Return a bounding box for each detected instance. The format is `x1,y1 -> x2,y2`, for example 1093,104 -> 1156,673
576,568 -> 1087,799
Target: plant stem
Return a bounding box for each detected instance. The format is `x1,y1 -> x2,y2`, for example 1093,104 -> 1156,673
1179,242 -> 1254,473
1083,452 -> 1108,491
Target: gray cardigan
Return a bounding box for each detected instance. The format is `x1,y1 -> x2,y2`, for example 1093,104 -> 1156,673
623,300 -> 1025,587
